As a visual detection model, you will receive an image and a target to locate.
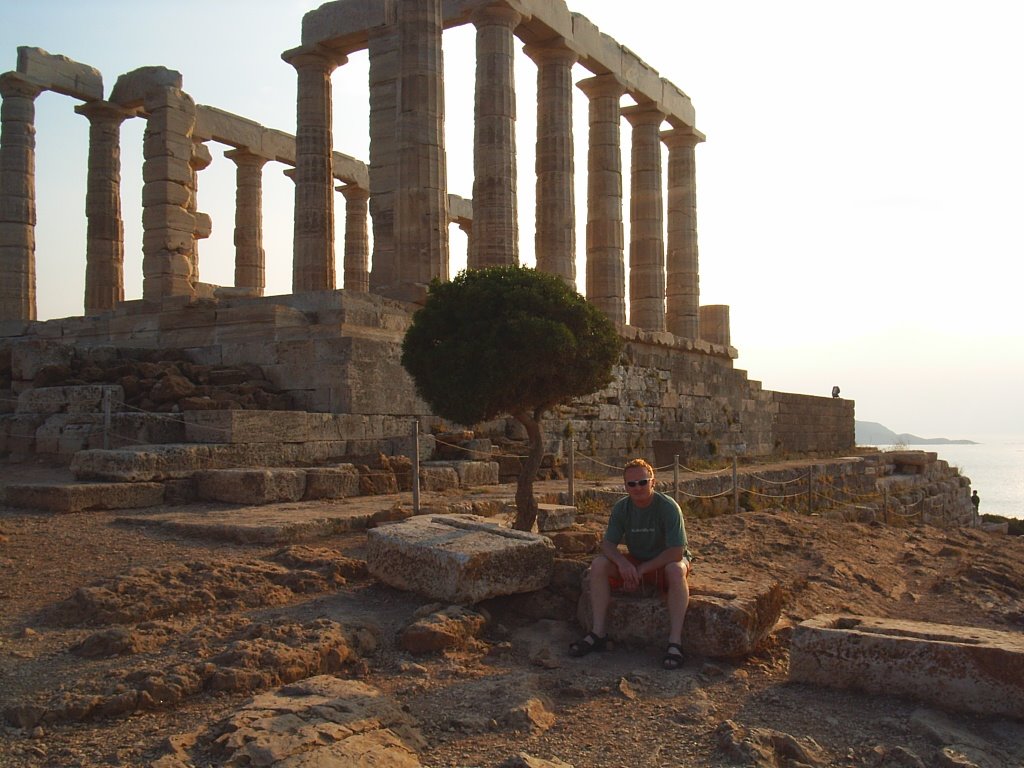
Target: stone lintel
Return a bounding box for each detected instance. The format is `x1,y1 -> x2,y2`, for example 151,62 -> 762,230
16,46 -> 103,101
790,614 -> 1024,719
366,514 -> 556,604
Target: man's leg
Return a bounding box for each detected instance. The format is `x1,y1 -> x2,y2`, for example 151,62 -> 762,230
588,554 -> 615,638
663,560 -> 690,645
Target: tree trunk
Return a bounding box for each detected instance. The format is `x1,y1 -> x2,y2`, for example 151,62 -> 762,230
512,408 -> 544,531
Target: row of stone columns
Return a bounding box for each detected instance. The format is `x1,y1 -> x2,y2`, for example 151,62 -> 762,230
286,0 -> 703,335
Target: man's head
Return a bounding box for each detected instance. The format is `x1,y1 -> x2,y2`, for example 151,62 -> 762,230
623,458 -> 655,503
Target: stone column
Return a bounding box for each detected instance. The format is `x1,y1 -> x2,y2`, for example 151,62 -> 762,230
663,126 -> 704,339
524,39 -> 577,285
224,148 -> 267,295
368,23 -> 399,293
75,101 -> 131,315
623,102 -> 667,332
577,74 -> 626,326
0,73 -> 41,321
140,87 -> 200,302
188,140 -> 212,281
340,184 -> 369,292
285,48 -> 344,293
392,0 -> 449,301
468,3 -> 521,269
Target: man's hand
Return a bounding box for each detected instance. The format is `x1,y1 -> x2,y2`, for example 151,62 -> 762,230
616,557 -> 642,591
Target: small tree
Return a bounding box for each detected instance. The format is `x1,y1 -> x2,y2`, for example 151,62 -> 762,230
401,265 -> 622,531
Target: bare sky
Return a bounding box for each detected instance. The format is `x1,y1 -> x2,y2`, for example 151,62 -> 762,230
3,0 -> 1022,439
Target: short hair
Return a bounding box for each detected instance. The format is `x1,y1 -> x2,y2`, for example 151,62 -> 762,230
623,458 -> 655,478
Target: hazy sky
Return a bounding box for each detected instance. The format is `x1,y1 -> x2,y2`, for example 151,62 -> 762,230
3,0 -> 1022,439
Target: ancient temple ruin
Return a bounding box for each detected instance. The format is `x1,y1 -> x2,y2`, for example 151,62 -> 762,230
0,0 -> 854,464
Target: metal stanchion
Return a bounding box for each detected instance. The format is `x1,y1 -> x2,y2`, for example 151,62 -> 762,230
412,420 -> 421,515
567,437 -> 575,504
732,456 -> 739,514
102,388 -> 111,450
673,454 -> 680,503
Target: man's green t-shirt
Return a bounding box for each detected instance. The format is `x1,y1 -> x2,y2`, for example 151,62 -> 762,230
605,491 -> 691,562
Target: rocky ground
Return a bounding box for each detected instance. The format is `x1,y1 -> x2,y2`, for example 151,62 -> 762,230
2,460 -> 1024,768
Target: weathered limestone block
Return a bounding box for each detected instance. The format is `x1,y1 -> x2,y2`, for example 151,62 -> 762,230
184,410 -> 310,444
789,614 -> 1024,719
427,460 -> 499,487
366,514 -> 556,604
303,465 -> 360,500
16,385 -> 124,415
10,340 -> 73,384
419,465 -> 459,492
211,676 -> 425,767
109,66 -> 183,109
577,566 -> 783,658
16,47 -> 103,101
194,468 -> 306,504
3,482 -> 164,513
536,503 -> 576,532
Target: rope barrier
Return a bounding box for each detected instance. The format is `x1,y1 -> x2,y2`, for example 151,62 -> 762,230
746,471 -> 809,486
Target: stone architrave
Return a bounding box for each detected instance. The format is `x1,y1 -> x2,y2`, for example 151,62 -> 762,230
366,514 -> 555,604
790,614 -> 1024,719
368,23 -> 399,293
663,126 -> 704,340
340,184 -> 369,292
577,74 -> 626,327
468,3 -> 521,269
224,148 -> 268,295
524,39 -> 577,285
75,101 -> 132,315
623,101 -> 667,332
284,48 -> 344,293
0,72 -> 42,321
393,0 -> 449,302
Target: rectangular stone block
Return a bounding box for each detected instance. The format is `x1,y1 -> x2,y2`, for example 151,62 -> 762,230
194,468 -> 306,504
4,482 -> 164,513
428,460 -> 499,487
536,503 -> 577,532
789,614 -> 1024,719
366,514 -> 555,604
183,410 -> 310,444
303,465 -> 360,500
17,47 -> 103,101
577,565 -> 783,658
16,385 -> 124,415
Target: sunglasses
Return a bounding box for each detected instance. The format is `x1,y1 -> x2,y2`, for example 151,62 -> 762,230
625,478 -> 650,487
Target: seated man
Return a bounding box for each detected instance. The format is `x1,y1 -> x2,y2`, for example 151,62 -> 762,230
569,458 -> 693,669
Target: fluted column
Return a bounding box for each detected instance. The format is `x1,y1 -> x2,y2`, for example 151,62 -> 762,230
524,39 -> 577,285
0,73 -> 41,321
577,74 -> 626,326
393,0 -> 449,301
663,127 -> 704,339
368,24 -> 399,292
623,102 -> 666,332
285,49 -> 344,293
224,148 -> 267,295
340,184 -> 369,292
469,3 -> 521,268
75,101 -> 131,315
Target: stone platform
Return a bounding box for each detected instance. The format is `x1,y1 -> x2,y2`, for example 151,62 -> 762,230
3,481 -> 164,513
576,564 -> 784,658
789,614 -> 1024,718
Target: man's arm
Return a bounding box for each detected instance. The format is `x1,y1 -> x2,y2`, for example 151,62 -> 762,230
636,545 -> 685,578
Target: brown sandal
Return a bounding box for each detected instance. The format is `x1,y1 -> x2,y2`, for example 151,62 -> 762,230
568,632 -> 608,657
663,642 -> 685,670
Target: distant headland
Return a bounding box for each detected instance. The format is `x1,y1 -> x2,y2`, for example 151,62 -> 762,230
856,421 -> 978,446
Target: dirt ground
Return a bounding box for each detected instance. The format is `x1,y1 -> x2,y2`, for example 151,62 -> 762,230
2,459 -> 1024,768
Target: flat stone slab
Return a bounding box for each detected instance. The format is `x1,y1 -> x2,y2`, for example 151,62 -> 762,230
577,565 -> 784,659
3,482 -> 164,513
789,614 -> 1024,719
536,503 -> 576,532
194,468 -> 306,504
366,514 -> 555,604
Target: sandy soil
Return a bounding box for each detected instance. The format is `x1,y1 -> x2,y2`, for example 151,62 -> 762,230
2,460 -> 1024,768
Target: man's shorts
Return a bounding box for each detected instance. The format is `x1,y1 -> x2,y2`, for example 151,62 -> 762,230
608,554 -> 691,593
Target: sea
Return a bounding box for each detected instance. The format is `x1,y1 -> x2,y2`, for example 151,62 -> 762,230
866,434 -> 1024,520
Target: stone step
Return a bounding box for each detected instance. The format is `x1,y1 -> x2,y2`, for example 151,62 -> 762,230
2,481 -> 164,513
366,514 -> 556,604
789,614 -> 1024,718
576,564 -> 784,659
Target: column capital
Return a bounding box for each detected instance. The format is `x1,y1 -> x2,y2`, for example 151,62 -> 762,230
74,100 -> 134,123
522,38 -> 578,67
224,147 -> 269,167
338,183 -> 369,203
281,46 -> 347,73
622,101 -> 666,127
576,73 -> 626,100
471,3 -> 522,29
661,126 -> 706,149
0,71 -> 42,99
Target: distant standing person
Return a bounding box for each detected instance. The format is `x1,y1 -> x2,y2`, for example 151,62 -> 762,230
569,458 -> 693,670
971,490 -> 980,515
831,385 -> 841,398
